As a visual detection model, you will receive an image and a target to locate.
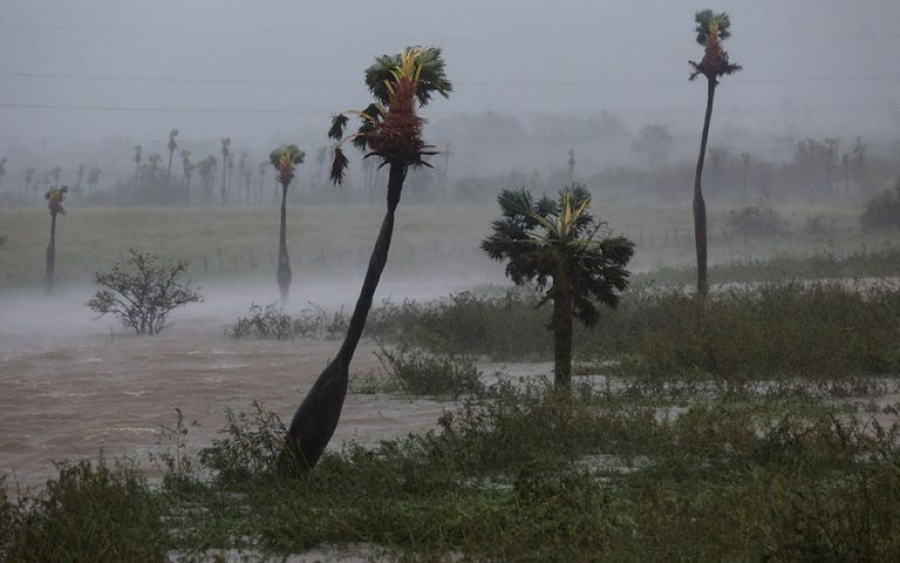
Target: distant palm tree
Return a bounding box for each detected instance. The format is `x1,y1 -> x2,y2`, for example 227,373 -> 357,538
75,164 -> 85,196
482,185 -> 634,389
133,145 -> 142,190
24,168 -> 34,195
689,9 -> 741,297
220,138 -> 231,204
0,158 -> 7,191
87,167 -> 101,193
165,128 -> 179,193
269,144 -> 305,304
258,160 -> 268,206
238,151 -> 249,204
180,150 -> 193,203
285,46 -> 451,472
44,185 -> 68,293
197,155 -> 217,204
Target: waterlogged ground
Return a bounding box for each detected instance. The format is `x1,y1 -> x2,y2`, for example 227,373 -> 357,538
0,277 -> 504,491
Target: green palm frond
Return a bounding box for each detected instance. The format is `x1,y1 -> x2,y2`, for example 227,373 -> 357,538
364,46 -> 452,107
328,114 -> 349,141
330,147 -> 349,186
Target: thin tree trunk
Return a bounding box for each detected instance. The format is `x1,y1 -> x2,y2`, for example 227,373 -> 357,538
693,78 -> 716,298
285,163 -> 407,471
45,213 -> 57,293
552,282 -> 574,390
277,183 -> 292,303
165,150 -> 174,193
184,177 -> 191,205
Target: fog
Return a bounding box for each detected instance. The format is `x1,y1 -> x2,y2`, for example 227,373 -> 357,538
1,0 -> 899,190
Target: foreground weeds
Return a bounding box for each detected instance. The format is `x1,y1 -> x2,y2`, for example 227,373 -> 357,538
3,382 -> 899,562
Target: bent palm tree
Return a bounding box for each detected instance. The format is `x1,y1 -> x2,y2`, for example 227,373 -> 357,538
44,186 -> 68,293
285,46 -> 451,472
482,185 -> 634,389
269,144 -> 305,304
689,9 -> 741,297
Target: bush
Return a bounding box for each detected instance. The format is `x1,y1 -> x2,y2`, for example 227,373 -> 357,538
228,302 -> 348,340
725,201 -> 787,238
375,342 -> 484,397
87,248 -> 202,335
198,402 -> 292,484
229,302 -> 295,339
861,180 -> 900,231
1,457 -> 169,563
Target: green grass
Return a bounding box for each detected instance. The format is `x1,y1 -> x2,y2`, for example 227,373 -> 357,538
2,203 -> 898,288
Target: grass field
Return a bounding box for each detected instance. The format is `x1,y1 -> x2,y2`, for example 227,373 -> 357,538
1,203 -> 896,290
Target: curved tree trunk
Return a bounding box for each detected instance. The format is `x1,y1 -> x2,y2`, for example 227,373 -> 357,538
277,183 -> 292,304
693,78 -> 717,298
45,213 -> 57,294
285,163 -> 407,472
552,279 -> 574,390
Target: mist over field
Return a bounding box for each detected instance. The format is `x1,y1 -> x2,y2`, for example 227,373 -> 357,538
0,0 -> 898,201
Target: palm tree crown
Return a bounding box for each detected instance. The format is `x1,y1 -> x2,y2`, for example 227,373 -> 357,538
328,46 -> 452,185
482,185 -> 634,327
269,144 -> 305,187
45,185 -> 68,216
690,9 -> 742,83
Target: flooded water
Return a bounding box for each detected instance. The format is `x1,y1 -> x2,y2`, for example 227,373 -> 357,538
0,277 -> 489,489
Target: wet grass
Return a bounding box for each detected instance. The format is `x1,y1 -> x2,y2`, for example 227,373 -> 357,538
3,381 -> 898,562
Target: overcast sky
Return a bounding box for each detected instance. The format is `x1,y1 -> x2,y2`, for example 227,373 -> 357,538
2,0 -> 899,153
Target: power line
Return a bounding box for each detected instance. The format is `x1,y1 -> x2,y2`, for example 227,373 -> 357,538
2,70 -> 898,87
0,101 -> 895,117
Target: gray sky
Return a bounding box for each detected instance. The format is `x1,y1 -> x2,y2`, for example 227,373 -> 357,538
2,0 -> 899,161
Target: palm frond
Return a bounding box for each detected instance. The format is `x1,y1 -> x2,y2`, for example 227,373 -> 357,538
330,147 -> 349,186
328,114 -> 349,141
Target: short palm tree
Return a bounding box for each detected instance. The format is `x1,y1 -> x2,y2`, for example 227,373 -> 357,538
689,9 -> 741,297
269,144 -> 305,304
482,185 -> 635,389
284,46 -> 451,472
44,185 -> 68,293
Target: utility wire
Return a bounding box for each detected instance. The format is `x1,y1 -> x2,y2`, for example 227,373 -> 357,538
2,71 -> 898,87
0,101 -> 894,117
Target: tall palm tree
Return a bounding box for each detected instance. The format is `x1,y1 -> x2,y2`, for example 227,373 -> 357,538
220,137 -> 231,204
284,46 -> 451,472
482,185 -> 634,389
0,158 -> 7,192
269,144 -> 305,304
165,128 -> 178,193
180,150 -> 193,204
44,186 -> 68,293
689,9 -> 741,297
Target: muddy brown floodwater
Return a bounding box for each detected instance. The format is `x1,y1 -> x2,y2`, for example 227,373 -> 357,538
0,278 -> 495,490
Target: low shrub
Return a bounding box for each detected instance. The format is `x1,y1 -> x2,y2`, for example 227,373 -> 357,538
725,201 -> 788,238
375,342 -> 484,397
229,302 -> 349,340
1,457 -> 169,563
198,402 -> 291,485
861,180 -> 900,231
